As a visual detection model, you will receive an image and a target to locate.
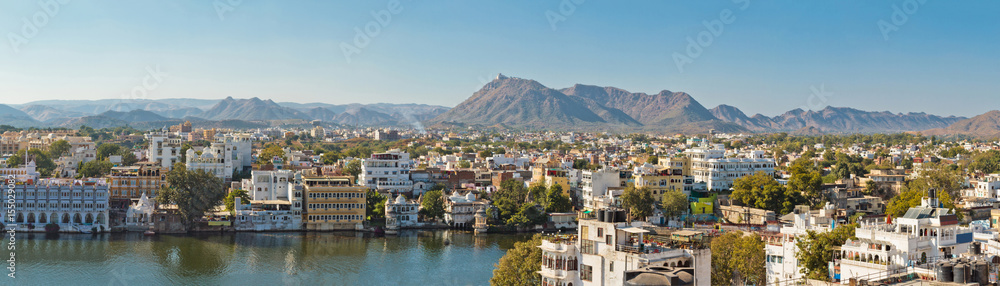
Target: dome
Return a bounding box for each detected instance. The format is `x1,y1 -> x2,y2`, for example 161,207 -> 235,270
465,192 -> 476,201
395,194 -> 406,204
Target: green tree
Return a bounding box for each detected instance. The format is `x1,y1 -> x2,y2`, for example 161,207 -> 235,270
508,203 -> 546,227
320,152 -> 341,165
478,150 -> 493,158
620,183 -> 655,220
48,140 -> 71,157
788,158 -> 824,206
78,160 -> 114,178
7,148 -> 56,177
257,144 -> 285,164
458,160 -> 471,168
646,155 -> 658,165
156,163 -> 226,227
118,150 -> 138,166
711,231 -> 766,285
528,183 -> 547,205
493,179 -> 529,223
968,150 -> 1000,174
490,234 -> 543,286
344,159 -> 362,181
796,224 -> 856,280
660,190 -> 688,218
420,190 -> 446,220
864,180 -> 878,196
224,189 -> 252,213
544,184 -> 572,213
96,143 -> 122,161
366,190 -> 387,220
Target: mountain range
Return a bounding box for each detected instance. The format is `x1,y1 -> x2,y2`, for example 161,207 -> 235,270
4,97 -> 450,129
3,75 -> 996,136
708,105 -> 964,133
430,75 -> 977,134
430,75 -> 743,133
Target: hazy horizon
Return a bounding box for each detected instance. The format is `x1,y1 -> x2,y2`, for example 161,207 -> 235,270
2,1 -> 998,117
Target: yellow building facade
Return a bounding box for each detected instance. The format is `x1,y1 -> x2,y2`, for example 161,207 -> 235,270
303,176 -> 367,230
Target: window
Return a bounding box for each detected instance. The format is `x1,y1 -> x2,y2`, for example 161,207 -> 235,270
581,265 -> 593,281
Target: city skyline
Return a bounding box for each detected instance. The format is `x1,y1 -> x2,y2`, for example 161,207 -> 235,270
2,1 -> 998,117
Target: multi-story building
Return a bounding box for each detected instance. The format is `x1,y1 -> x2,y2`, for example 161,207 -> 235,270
302,176 -> 367,230
860,168 -> 908,194
185,149 -> 229,181
581,169 -> 620,211
633,163 -> 686,201
444,191 -> 488,228
973,174 -> 1000,199
838,190 -> 973,282
146,133 -> 182,169
359,150 -> 414,196
108,162 -> 167,209
374,129 -> 400,141
3,178 -> 111,233
687,145 -> 775,191
242,170 -> 295,201
764,205 -> 834,284
233,169 -> 303,231
534,168 -> 572,196
385,194 -> 419,228
538,213 -> 712,286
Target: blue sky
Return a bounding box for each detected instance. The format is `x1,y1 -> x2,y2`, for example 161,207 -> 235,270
1,1 -> 997,117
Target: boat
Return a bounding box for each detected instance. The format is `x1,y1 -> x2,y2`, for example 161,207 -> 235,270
144,230 -> 156,236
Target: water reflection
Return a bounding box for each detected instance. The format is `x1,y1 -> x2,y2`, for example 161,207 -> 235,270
18,231 -> 531,285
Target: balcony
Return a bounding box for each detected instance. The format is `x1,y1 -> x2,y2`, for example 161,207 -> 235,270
840,259 -> 892,271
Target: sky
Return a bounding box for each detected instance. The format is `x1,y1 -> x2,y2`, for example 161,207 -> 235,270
1,1 -> 998,117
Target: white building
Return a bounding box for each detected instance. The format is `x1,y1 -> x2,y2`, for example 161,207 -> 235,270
242,170 -> 295,201
125,192 -> 155,229
686,145 -> 775,191
3,179 -> 110,233
0,160 -> 41,183
146,132 -> 183,169
385,194 -> 419,228
235,170 -> 304,231
538,215 -> 711,286
360,150 -> 414,196
581,169 -> 621,211
185,149 -> 230,181
444,191 -> 487,228
765,205 -> 835,284
839,191 -> 973,282
974,174 -> 1000,199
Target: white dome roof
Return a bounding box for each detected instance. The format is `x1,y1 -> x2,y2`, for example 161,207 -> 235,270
395,194 -> 406,204
465,192 -> 476,201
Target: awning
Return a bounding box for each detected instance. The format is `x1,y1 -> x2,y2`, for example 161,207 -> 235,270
620,227 -> 650,234
583,210 -> 593,214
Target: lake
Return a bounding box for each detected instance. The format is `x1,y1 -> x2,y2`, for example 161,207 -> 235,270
12,230 -> 533,285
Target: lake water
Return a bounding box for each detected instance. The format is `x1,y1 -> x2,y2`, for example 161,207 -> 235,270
12,230 -> 532,286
